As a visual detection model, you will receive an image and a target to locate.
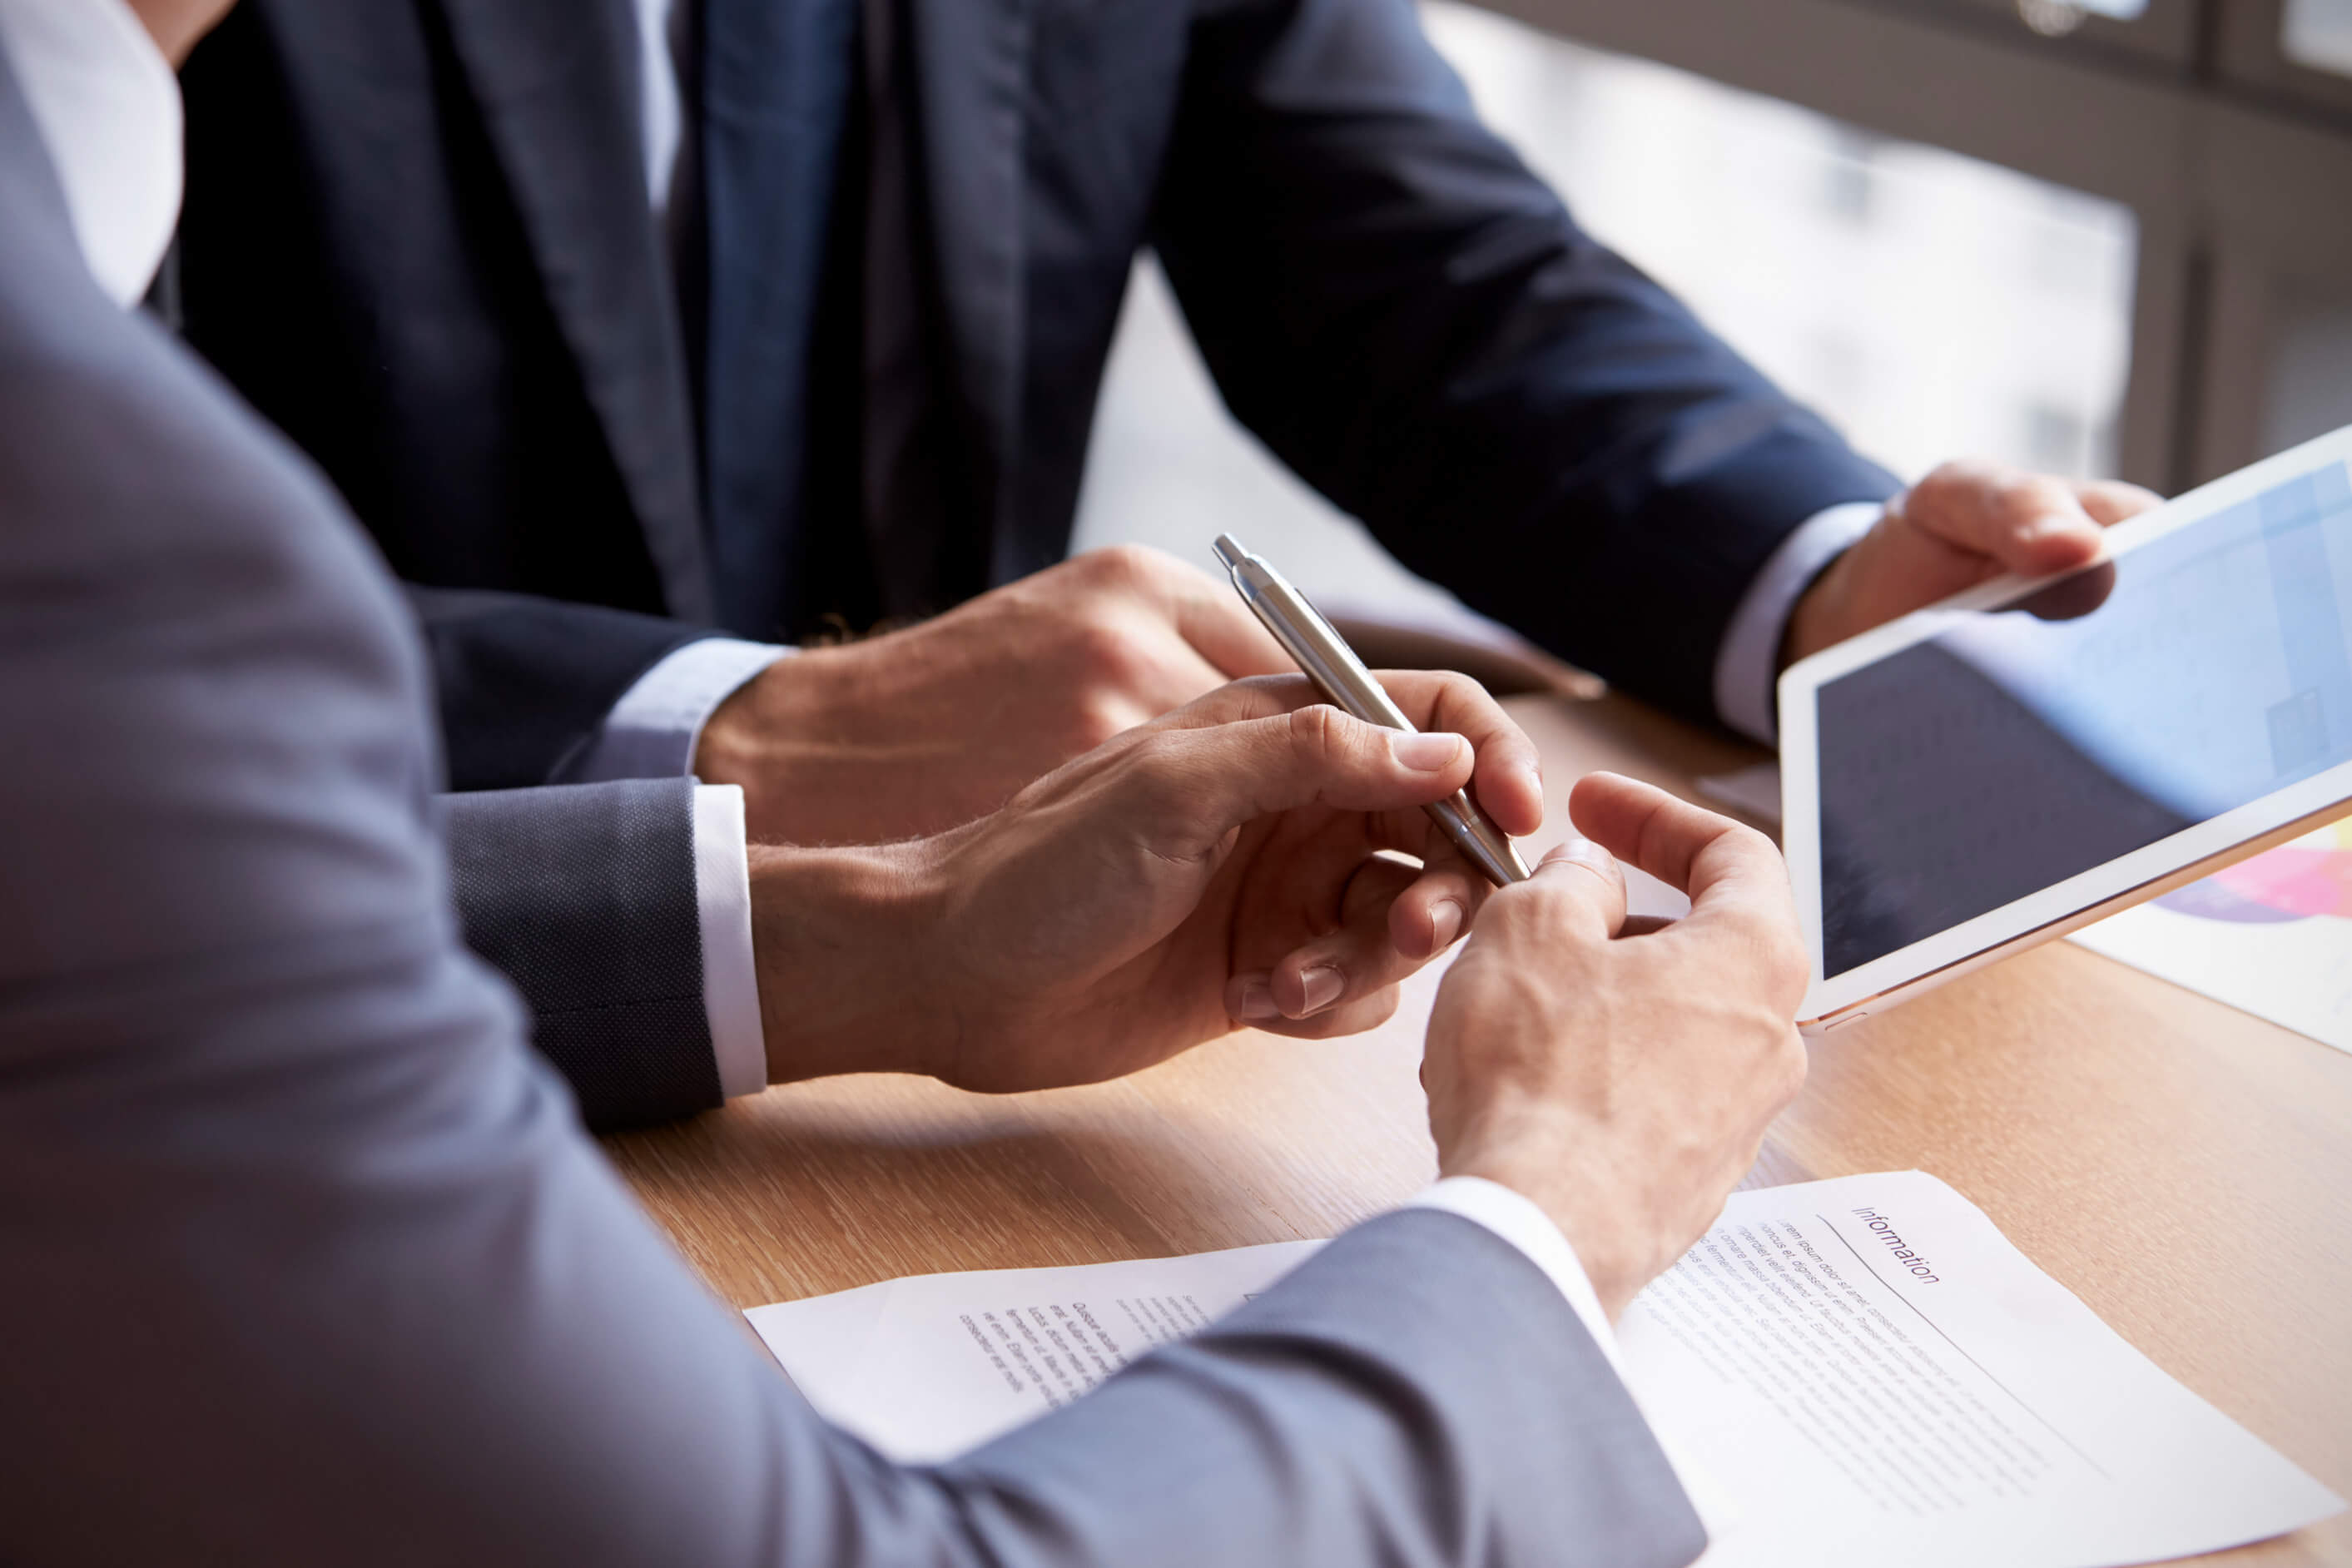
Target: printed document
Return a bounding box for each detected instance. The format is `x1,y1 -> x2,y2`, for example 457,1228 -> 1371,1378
747,1171 -> 2340,1566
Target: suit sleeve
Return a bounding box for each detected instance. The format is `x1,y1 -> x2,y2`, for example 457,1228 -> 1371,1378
409,583 -> 714,790
0,228 -> 1701,1567
1152,0 -> 1901,725
949,1208 -> 1704,1568
436,779 -> 723,1130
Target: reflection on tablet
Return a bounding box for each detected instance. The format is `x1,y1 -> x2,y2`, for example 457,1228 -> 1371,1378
1817,462 -> 2352,979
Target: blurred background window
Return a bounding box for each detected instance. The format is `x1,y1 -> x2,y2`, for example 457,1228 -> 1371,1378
2284,0 -> 2352,77
1072,2 -> 2139,624
2266,285 -> 2352,454
2017,0 -> 2149,36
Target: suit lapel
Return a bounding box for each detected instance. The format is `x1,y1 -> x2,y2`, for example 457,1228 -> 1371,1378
862,0 -> 1031,605
431,0 -> 715,623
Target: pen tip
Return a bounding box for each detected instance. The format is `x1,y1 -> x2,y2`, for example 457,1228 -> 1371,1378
1212,533 -> 1246,570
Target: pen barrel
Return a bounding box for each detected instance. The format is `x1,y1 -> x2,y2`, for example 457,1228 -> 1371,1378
1237,574 -> 1416,734
1427,793 -> 1534,886
1218,542 -> 1531,886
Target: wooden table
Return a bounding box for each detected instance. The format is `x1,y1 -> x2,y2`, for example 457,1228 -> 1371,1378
604,691 -> 2352,1566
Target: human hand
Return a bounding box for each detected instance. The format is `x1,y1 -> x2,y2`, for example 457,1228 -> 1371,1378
746,674 -> 1545,1091
1784,461 -> 2162,666
1423,773 -> 1809,1319
696,546 -> 1288,842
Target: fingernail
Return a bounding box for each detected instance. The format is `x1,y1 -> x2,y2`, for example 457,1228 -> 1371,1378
1234,976 -> 1279,1021
1392,732 -> 1466,772
1297,965 -> 1345,1015
1429,899 -> 1466,949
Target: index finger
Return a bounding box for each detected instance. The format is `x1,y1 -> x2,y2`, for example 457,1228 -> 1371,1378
1156,559 -> 1293,678
1360,669 -> 1545,839
1566,772 -> 1795,940
1148,672 -> 1546,840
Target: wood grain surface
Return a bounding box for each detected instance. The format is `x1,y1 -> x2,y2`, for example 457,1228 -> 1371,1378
603,691 -> 2352,1566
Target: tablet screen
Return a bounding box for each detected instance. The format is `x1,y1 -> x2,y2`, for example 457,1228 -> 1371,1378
1814,461 -> 2352,980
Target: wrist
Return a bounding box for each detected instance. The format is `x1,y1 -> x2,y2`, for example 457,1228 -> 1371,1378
1439,1107 -> 1655,1319
693,659 -> 796,796
1779,548 -> 1855,672
747,841 -> 950,1083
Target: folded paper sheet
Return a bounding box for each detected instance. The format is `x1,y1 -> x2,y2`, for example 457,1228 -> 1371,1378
748,1172 -> 2340,1567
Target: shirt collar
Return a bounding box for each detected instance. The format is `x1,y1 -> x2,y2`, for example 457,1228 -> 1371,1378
0,0 -> 181,305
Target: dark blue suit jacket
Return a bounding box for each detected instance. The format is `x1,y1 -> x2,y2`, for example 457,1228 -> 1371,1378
176,0 -> 1898,790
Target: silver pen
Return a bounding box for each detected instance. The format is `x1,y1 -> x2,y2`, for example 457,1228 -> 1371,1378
1212,533 -> 1531,887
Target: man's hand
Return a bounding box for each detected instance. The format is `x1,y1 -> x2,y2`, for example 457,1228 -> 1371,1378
695,546 -> 1289,842
1423,774 -> 1809,1319
745,674 -> 1546,1091
1784,460 -> 2162,666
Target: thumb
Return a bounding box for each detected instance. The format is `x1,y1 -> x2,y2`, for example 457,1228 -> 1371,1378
1901,461 -> 2103,578
1123,705 -> 1474,861
1568,772 -> 1794,939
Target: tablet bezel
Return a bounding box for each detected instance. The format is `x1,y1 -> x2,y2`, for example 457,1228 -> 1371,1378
1779,424 -> 2352,1033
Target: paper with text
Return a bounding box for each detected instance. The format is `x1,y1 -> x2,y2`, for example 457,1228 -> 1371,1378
747,1173 -> 2340,1566
750,1240 -> 1324,1464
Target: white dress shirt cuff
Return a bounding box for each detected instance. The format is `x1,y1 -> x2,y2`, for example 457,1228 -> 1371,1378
1406,1176 -> 1619,1367
565,637 -> 792,782
1710,500 -> 1886,745
690,783 -> 767,1099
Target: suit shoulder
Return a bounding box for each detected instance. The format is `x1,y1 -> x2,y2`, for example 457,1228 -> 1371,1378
0,236 -> 414,666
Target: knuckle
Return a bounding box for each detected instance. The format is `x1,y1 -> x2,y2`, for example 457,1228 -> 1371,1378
1708,913 -> 1806,1012
1724,821 -> 1778,863
1913,459 -> 1997,507
1911,460 -> 1967,499
1750,911 -> 1806,975
1429,669 -> 1479,707
1433,669 -> 1502,729
1486,880 -> 1585,950
1064,617 -> 1159,699
1069,691 -> 1134,749
1285,701 -> 1347,764
1074,543 -> 1168,593
2001,472 -> 2070,510
1118,732 -> 1198,816
1063,610 -> 1130,669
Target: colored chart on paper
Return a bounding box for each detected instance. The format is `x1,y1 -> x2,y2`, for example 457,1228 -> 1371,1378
2072,817 -> 2352,1053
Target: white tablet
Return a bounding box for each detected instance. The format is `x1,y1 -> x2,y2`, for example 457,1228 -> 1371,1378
1779,424 -> 2352,1035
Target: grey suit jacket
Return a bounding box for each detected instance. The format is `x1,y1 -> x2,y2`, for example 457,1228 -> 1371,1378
440,779 -> 725,1129
0,53 -> 1701,1566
